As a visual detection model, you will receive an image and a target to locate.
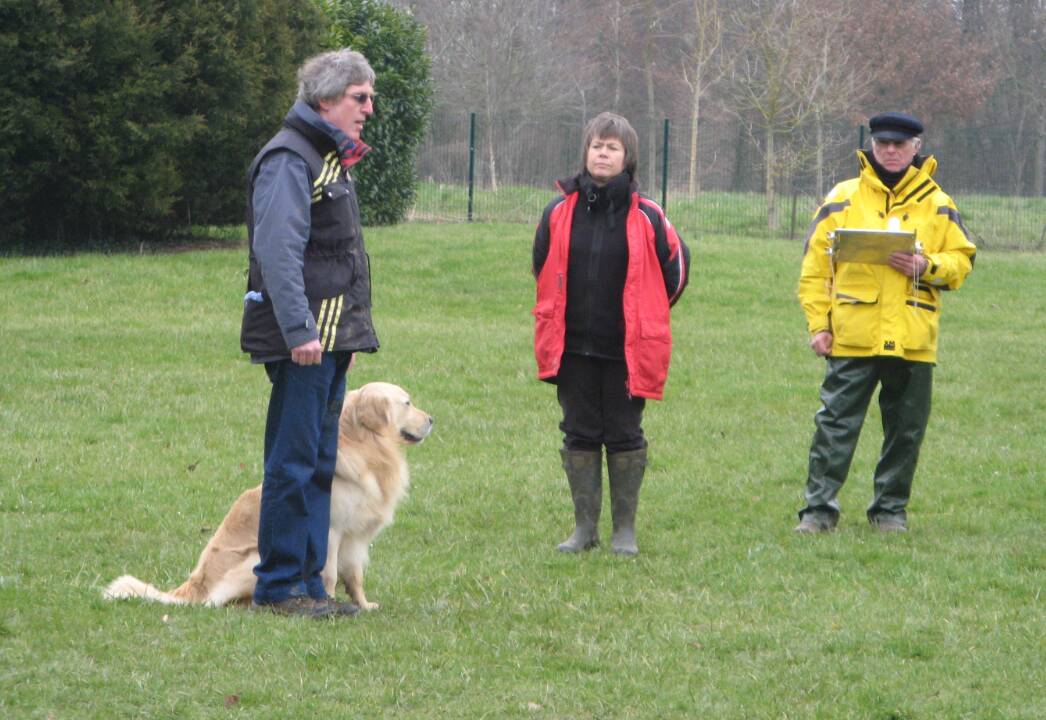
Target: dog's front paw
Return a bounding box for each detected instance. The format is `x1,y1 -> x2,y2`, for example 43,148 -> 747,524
360,601 -> 379,611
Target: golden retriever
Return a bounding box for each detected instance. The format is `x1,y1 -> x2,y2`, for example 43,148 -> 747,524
104,382 -> 432,611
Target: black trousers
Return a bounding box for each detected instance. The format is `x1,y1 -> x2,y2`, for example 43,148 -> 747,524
800,356 -> 933,522
556,353 -> 646,454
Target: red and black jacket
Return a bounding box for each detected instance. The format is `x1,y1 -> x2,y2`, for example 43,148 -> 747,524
532,172 -> 689,400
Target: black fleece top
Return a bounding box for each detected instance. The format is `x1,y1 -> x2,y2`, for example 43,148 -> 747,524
562,171 -> 634,359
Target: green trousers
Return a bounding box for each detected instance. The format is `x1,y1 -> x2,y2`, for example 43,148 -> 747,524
799,356 -> 933,524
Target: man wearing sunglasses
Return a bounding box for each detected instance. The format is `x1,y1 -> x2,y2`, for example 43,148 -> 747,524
241,49 -> 378,617
795,112 -> 976,534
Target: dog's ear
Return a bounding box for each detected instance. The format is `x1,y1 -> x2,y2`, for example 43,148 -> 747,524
355,389 -> 392,433
340,389 -> 361,431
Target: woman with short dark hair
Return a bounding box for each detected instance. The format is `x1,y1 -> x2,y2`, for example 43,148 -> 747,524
532,112 -> 691,556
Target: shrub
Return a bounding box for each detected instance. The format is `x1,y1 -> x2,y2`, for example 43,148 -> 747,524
162,0 -> 326,229
0,0 -> 324,252
325,0 -> 434,225
0,1 -> 191,250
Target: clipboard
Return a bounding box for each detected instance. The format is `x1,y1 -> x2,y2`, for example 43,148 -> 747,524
829,229 -> 917,265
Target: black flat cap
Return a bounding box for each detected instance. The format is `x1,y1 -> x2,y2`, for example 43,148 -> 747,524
869,112 -> 923,141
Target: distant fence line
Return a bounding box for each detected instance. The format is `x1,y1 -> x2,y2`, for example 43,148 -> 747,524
408,108 -> 1045,250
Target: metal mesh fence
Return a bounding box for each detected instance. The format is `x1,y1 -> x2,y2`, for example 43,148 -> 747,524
409,107 -> 1045,250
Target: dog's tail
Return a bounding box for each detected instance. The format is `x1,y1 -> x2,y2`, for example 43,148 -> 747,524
103,575 -> 188,605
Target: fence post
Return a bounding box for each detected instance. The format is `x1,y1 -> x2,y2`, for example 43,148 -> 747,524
467,111 -> 476,222
858,123 -> 865,149
661,118 -> 670,211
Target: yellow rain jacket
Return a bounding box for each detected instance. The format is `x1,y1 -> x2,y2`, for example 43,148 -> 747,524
798,151 -> 976,363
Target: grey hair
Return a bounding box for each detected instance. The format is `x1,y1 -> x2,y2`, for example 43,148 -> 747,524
296,49 -> 375,108
581,112 -> 639,180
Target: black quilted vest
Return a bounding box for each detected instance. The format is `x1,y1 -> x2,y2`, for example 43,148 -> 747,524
240,121 -> 379,361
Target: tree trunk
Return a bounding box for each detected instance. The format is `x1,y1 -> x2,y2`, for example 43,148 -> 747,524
477,38 -> 499,193
643,32 -> 657,192
731,121 -> 746,192
1010,102 -> 1028,197
1035,110 -> 1045,197
765,124 -> 778,232
688,88 -> 701,197
484,105 -> 498,192
815,112 -> 825,199
611,0 -> 623,111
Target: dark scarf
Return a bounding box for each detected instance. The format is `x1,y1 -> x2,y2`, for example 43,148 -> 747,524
866,150 -> 925,189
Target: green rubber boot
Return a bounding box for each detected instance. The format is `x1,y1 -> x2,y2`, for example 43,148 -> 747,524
608,448 -> 647,556
556,449 -> 602,553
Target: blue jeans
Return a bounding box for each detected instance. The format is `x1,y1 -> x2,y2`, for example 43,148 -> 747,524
253,352 -> 350,605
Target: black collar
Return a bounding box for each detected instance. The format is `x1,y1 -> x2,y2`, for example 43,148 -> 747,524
865,150 -> 925,190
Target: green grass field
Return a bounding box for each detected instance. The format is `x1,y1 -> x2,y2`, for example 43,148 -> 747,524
1,224 -> 1044,718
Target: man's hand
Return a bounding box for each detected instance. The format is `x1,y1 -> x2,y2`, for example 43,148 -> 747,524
888,251 -> 928,277
290,339 -> 323,365
810,331 -> 833,357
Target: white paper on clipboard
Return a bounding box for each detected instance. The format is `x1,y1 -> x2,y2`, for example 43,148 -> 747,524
830,229 -> 917,265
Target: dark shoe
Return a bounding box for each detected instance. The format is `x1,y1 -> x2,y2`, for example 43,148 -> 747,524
794,514 -> 836,534
250,596 -> 332,618
870,514 -> 908,533
318,596 -> 360,617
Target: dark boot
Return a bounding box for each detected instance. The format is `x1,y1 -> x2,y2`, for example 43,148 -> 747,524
557,449 -> 602,552
608,448 -> 647,556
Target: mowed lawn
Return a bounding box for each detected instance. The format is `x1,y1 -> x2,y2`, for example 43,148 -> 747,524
1,223 -> 1043,719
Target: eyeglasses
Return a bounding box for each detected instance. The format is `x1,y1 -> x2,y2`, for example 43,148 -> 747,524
871,137 -> 914,148
347,92 -> 376,105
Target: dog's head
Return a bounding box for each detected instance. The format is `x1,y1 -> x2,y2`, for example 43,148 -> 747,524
341,382 -> 433,444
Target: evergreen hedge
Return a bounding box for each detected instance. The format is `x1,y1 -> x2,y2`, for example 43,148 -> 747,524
0,0 -> 324,252
325,0 -> 434,226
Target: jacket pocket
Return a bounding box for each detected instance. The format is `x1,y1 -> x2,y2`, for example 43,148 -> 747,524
831,285 -> 879,349
532,295 -> 562,369
303,249 -> 355,302
632,317 -> 671,388
639,317 -> 671,342
311,181 -> 356,243
904,295 -> 939,350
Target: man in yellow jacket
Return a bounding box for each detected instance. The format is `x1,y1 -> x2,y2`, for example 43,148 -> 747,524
795,112 -> 976,533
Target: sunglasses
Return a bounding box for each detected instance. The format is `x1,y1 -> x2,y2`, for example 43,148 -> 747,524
871,137 -> 914,147
347,92 -> 377,105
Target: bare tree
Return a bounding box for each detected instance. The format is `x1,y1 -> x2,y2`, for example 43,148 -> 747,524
551,0 -> 633,124
607,0 -> 628,111
391,0 -> 1036,210
638,0 -> 661,191
405,0 -> 578,190
846,0 -> 996,125
728,0 -> 827,231
802,1 -> 869,198
966,0 -> 1045,195
666,0 -> 728,196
